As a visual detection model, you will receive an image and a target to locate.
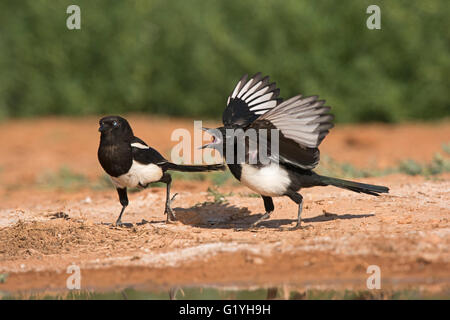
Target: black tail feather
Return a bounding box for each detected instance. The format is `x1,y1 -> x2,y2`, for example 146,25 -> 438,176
318,175 -> 389,196
166,163 -> 225,172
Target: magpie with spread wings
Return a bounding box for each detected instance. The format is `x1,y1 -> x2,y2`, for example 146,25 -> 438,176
98,116 -> 224,226
201,73 -> 389,229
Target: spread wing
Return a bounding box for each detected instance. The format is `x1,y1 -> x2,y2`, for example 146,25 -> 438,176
130,137 -> 168,165
249,95 -> 334,169
222,73 -> 281,128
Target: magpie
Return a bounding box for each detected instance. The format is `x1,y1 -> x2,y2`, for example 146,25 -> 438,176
201,73 -> 389,229
98,116 -> 224,225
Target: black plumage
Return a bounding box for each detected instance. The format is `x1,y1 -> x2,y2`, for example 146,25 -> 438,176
202,73 -> 389,229
98,116 -> 224,225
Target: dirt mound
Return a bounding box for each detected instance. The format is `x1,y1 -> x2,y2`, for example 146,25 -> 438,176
0,220 -> 103,258
0,218 -> 178,261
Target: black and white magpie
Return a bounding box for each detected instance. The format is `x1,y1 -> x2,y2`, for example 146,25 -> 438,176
201,73 -> 389,229
98,116 -> 224,225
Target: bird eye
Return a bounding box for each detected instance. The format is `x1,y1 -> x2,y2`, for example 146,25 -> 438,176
112,121 -> 118,127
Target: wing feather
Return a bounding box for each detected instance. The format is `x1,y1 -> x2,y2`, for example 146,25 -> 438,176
258,95 -> 334,148
222,73 -> 281,127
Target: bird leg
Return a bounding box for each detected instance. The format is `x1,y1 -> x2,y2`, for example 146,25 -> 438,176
286,191 -> 306,230
252,212 -> 272,226
115,205 -> 126,226
252,196 -> 274,227
115,188 -> 128,226
293,200 -> 303,229
161,173 -> 177,222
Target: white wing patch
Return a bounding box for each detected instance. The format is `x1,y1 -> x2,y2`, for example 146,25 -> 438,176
244,85 -> 269,102
241,80 -> 263,100
250,101 -> 278,112
259,95 -> 334,148
227,73 -> 279,117
248,92 -> 275,106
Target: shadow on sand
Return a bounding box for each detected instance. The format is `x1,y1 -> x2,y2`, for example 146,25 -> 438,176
171,202 -> 374,230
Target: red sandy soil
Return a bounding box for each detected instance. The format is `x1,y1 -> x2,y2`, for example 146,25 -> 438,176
0,116 -> 449,296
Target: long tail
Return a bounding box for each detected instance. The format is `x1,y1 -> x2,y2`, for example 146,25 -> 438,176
318,175 -> 389,196
166,163 -> 225,172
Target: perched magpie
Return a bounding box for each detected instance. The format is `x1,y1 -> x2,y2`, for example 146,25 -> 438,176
201,73 -> 389,229
98,116 -> 224,225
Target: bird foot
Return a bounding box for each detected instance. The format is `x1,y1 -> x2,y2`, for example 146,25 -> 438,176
164,193 -> 178,222
164,206 -> 177,222
289,223 -> 312,231
114,220 -> 125,227
252,212 -> 272,227
165,210 -> 177,223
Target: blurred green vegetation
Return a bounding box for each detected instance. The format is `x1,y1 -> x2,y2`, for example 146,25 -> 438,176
7,146 -> 450,191
0,0 -> 448,122
317,151 -> 450,178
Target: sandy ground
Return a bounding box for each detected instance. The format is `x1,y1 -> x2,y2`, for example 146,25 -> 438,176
0,116 -> 449,296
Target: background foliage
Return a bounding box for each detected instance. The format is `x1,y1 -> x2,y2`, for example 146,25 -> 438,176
0,0 -> 448,122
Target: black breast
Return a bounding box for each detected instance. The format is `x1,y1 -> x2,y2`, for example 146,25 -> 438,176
98,142 -> 133,177
227,163 -> 242,181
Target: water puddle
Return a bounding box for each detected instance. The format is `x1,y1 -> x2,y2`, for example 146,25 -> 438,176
2,286 -> 447,300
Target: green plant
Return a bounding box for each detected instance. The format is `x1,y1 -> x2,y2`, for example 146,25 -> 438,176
37,166 -> 89,190
398,159 -> 423,176
239,192 -> 260,198
0,273 -> 8,284
206,187 -> 232,204
441,143 -> 450,155
91,174 -> 114,190
171,171 -> 207,182
318,152 -> 450,178
210,171 -> 233,186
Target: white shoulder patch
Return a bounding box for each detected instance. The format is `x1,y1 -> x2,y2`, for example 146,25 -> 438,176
131,142 -> 149,149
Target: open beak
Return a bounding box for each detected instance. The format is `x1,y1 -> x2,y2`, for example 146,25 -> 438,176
199,127 -> 220,149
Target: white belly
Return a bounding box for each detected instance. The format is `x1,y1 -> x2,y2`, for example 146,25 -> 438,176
111,161 -> 163,189
240,163 -> 290,197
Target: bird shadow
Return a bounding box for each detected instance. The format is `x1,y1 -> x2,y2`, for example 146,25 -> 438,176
99,222 -> 135,229
172,203 -> 374,230
97,207 -> 374,230
255,212 -> 374,229
172,202 -> 252,229
99,219 -> 166,229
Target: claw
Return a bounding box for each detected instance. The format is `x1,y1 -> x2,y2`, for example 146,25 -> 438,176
164,193 -> 178,222
165,206 -> 176,222
289,223 -> 312,231
114,219 -> 124,227
168,211 -> 176,221
252,211 -> 272,227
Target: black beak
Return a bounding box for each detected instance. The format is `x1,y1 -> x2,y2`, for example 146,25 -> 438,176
199,127 -> 222,149
199,127 -> 213,149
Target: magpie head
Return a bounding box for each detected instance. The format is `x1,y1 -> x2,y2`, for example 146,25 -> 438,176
200,127 -> 226,153
98,116 -> 133,139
